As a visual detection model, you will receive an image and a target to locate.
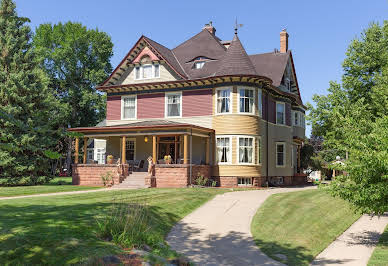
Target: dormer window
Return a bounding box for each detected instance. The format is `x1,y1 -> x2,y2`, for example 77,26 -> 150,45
134,55 -> 160,80
192,56 -> 209,69
286,78 -> 291,91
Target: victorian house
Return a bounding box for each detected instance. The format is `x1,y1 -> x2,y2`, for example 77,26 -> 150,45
70,23 -> 306,187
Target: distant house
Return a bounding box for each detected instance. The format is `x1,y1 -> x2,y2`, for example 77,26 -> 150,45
69,22 -> 306,187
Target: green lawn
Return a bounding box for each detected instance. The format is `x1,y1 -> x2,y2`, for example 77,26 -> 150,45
251,189 -> 361,265
0,188 -> 227,265
0,177 -> 101,197
368,223 -> 388,266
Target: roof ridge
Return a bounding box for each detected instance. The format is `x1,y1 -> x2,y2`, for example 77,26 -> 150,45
202,28 -> 227,51
172,29 -> 206,50
171,49 -> 189,77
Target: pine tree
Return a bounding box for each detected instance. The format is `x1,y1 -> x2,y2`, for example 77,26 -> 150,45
0,0 -> 60,185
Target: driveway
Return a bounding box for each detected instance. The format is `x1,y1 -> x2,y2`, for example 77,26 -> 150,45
166,186 -> 315,266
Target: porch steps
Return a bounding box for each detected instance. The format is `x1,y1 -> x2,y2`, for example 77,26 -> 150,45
114,172 -> 148,188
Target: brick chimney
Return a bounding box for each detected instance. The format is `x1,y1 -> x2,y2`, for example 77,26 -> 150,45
280,29 -> 289,53
203,21 -> 216,35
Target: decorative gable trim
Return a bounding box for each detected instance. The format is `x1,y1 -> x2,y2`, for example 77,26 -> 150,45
132,47 -> 160,64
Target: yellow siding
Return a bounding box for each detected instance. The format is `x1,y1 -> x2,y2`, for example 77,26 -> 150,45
213,165 -> 261,177
213,115 -> 260,135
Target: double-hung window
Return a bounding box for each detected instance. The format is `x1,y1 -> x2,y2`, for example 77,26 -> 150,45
293,111 -> 299,126
239,88 -> 254,113
257,89 -> 262,116
217,88 -> 231,114
239,137 -> 254,164
276,142 -> 286,167
134,64 -> 160,80
165,92 -> 181,117
276,102 -> 285,125
122,96 -> 136,119
125,139 -> 136,161
216,137 -> 231,164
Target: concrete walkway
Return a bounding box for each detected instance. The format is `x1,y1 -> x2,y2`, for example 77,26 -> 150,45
312,214 -> 388,266
167,186 -> 315,266
0,187 -> 135,201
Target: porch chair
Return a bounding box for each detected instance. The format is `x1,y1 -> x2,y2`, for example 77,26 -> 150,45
133,160 -> 144,171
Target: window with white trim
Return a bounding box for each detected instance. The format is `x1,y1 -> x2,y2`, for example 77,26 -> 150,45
258,89 -> 262,117
217,88 -> 231,114
165,92 -> 181,117
276,102 -> 285,125
194,61 -> 205,69
87,149 -> 94,160
301,113 -> 306,128
276,142 -> 286,167
134,64 -> 160,80
239,137 -> 254,164
239,88 -> 254,113
293,111 -> 299,126
122,96 -> 136,119
96,148 -> 105,164
216,137 -> 231,164
238,177 -> 252,186
125,139 -> 136,161
257,137 -> 262,165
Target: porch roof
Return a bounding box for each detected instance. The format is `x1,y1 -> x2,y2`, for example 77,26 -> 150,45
68,120 -> 214,137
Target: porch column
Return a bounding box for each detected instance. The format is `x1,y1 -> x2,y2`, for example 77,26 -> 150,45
205,137 -> 210,165
122,136 -> 126,164
152,135 -> 157,163
74,137 -> 79,164
183,134 -> 188,164
297,145 -> 301,173
83,137 -> 88,164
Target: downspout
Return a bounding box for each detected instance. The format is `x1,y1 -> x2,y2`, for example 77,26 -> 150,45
266,91 -> 269,186
190,128 -> 193,185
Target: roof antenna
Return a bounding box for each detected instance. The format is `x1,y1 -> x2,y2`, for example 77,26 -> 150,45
234,18 -> 243,35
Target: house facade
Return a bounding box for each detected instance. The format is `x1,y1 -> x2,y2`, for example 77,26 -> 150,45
70,23 -> 306,187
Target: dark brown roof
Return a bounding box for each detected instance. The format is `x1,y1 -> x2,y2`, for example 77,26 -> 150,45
249,51 -> 290,87
215,34 -> 257,76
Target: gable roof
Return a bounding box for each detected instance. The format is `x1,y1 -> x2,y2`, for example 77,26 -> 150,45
215,34 -> 257,76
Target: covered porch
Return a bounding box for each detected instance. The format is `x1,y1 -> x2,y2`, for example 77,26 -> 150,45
69,121 -> 214,187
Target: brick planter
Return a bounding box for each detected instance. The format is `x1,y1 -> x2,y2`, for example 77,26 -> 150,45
72,164 -> 129,186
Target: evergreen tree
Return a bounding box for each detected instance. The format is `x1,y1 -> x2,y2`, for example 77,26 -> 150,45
0,0 -> 60,185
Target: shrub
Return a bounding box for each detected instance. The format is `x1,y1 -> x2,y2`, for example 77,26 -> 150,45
100,171 -> 113,187
211,180 -> 217,187
195,174 -> 208,186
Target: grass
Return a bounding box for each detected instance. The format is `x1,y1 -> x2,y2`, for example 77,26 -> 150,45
0,177 -> 101,197
0,188 -> 227,265
368,223 -> 388,266
251,189 -> 361,265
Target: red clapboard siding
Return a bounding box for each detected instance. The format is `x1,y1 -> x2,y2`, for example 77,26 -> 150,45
137,93 -> 165,119
286,103 -> 291,126
107,96 -> 121,120
182,89 -> 212,117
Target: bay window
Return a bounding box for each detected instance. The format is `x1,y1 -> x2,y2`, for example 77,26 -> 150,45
239,137 -> 254,164
276,102 -> 285,125
216,137 -> 231,164
257,137 -> 262,165
122,96 -> 136,119
165,92 -> 181,117
239,88 -> 254,113
217,88 -> 231,114
276,142 -> 286,167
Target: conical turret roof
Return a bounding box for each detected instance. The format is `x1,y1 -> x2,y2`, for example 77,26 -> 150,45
215,33 -> 257,76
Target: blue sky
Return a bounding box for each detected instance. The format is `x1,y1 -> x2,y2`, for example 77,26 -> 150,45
15,0 -> 388,136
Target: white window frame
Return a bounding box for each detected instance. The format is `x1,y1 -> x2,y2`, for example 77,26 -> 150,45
285,78 -> 291,91
87,149 -> 94,161
238,87 -> 255,115
134,63 -> 160,80
216,87 -> 232,115
276,142 -> 286,168
238,177 -> 252,186
125,138 -> 136,161
237,136 -> 255,165
257,89 -> 262,117
165,91 -> 182,118
194,61 -> 205,69
276,102 -> 286,125
257,136 -> 262,165
216,136 -> 232,165
121,95 -> 137,120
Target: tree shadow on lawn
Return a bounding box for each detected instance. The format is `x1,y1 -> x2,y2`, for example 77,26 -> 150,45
0,200 -> 179,265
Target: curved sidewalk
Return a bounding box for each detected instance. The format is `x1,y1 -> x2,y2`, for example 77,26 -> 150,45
167,186 -> 314,266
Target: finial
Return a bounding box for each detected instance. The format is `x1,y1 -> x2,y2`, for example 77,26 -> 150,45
234,18 -> 243,35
